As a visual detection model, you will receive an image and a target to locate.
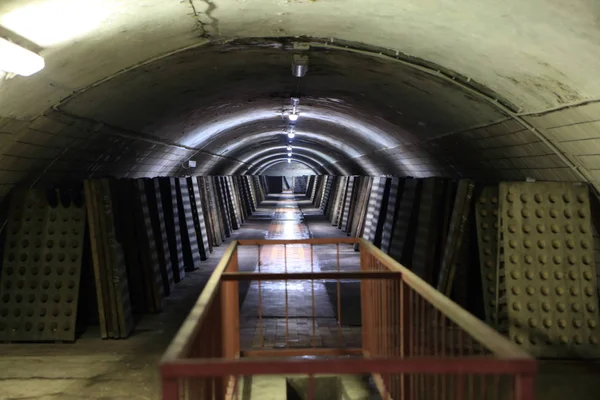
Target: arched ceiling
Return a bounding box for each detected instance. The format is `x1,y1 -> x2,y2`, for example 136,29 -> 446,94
0,0 -> 599,193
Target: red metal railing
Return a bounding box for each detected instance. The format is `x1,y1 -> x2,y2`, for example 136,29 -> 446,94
160,238 -> 536,400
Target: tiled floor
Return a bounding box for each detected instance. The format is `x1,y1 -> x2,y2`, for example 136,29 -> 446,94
239,193 -> 362,350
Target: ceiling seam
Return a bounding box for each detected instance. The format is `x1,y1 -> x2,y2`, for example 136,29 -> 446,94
515,97 -> 600,117
426,117 -> 513,140
53,109 -> 254,168
303,42 -> 592,189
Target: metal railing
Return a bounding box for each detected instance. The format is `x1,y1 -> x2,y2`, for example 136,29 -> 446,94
160,238 -> 536,400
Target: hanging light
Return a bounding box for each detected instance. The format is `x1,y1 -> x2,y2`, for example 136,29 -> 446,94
287,159 -> 291,163
287,152 -> 292,157
291,54 -> 309,78
286,146 -> 292,151
287,97 -> 300,121
287,126 -> 296,139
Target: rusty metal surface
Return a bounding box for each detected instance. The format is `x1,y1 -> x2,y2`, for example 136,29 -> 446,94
341,176 -> 356,232
237,176 -> 251,218
158,178 -> 185,283
293,176 -> 308,194
226,177 -> 242,229
336,177 -> 348,229
85,179 -> 134,339
349,177 -> 367,236
331,177 -> 347,227
162,192 -> 536,400
0,188 -> 86,342
388,178 -> 421,265
499,182 -> 599,358
312,176 -> 322,206
475,186 -> 500,326
188,177 -> 210,260
145,178 -> 175,296
351,177 -> 373,247
380,177 -> 402,254
317,176 -> 329,210
324,176 -> 339,221
320,176 -> 334,213
133,179 -> 165,311
202,176 -> 223,246
215,177 -> 232,237
247,176 -> 259,211
175,178 -> 202,271
114,179 -> 146,314
307,176 -> 317,202
436,179 -> 475,296
362,177 -> 385,244
412,178 -> 445,283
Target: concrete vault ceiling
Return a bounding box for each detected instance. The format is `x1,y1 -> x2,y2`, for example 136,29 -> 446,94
0,0 -> 599,192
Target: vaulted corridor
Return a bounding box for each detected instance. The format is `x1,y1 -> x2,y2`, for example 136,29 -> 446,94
1,2 -> 600,398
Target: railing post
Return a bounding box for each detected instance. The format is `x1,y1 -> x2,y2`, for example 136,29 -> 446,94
515,373 -> 535,400
400,277 -> 411,399
162,377 -> 179,400
221,247 -> 239,398
359,243 -> 371,354
222,249 -> 240,354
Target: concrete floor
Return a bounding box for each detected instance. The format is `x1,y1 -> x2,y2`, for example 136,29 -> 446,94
1,194 -> 599,400
0,193 -> 362,400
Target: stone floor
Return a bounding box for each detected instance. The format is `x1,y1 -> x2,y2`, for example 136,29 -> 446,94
1,194 -> 600,399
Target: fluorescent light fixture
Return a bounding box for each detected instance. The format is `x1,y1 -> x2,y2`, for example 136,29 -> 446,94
287,152 -> 292,157
288,112 -> 299,122
287,132 -> 295,139
0,38 -> 44,76
286,146 -> 292,151
1,0 -> 112,47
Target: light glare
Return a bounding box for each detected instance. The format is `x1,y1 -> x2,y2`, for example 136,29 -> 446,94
287,132 -> 295,139
287,152 -> 292,157
0,38 -> 44,76
288,113 -> 299,122
1,0 -> 112,47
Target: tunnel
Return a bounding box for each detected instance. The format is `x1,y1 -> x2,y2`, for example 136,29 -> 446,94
1,1 -> 600,399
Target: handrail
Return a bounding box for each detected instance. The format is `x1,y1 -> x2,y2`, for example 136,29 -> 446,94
161,356 -> 536,378
359,238 -> 532,360
160,236 -> 536,400
221,271 -> 402,281
238,238 -> 358,245
161,241 -> 239,362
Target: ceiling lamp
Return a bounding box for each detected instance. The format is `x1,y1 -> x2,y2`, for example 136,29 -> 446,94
287,97 -> 300,121
0,38 -> 44,76
291,54 -> 309,78
287,152 -> 292,157
288,159 -> 291,163
286,146 -> 292,151
287,126 -> 296,139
